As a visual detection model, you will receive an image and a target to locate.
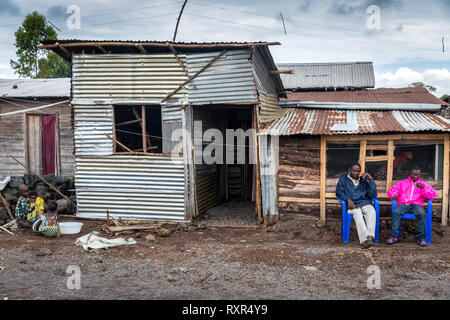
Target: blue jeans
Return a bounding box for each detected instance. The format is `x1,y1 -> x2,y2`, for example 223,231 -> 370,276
390,204 -> 426,240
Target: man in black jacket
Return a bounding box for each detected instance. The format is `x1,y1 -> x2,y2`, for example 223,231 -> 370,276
336,164 -> 378,248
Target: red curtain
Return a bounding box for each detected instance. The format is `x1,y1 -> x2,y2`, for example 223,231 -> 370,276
41,115 -> 56,175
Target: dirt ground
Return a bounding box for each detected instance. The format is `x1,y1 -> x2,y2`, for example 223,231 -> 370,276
0,205 -> 449,300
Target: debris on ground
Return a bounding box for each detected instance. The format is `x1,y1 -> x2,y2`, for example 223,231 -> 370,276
157,228 -> 170,237
75,231 -> 136,252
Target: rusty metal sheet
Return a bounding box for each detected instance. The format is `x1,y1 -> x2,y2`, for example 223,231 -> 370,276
260,108 -> 450,135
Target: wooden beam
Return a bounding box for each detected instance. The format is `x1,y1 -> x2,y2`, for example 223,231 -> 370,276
366,144 -> 390,150
166,42 -> 196,89
320,136 -> 326,222
136,44 -> 147,54
142,106 -> 147,153
271,70 -> 294,74
96,45 -> 107,54
279,197 -> 394,206
105,133 -> 133,153
386,140 -> 394,193
359,139 -> 367,173
443,134 -> 449,226
115,118 -> 142,127
55,42 -> 71,59
38,41 -> 281,50
161,50 -> 226,103
365,155 -> 388,162
253,104 -> 263,223
326,134 -> 446,142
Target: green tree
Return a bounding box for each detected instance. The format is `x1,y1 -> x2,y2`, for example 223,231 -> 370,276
410,81 -> 437,93
37,52 -> 70,78
440,94 -> 448,101
10,11 -> 69,78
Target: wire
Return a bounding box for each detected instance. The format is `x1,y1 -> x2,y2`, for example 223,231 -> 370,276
112,127 -> 444,150
182,12 -> 445,54
0,1 -> 183,28
189,0 -> 446,45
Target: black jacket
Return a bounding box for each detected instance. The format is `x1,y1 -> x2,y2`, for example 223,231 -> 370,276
336,174 -> 377,207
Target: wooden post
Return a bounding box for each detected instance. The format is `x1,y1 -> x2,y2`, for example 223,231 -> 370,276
442,134 -> 449,226
253,104 -> 263,223
359,139 -> 367,173
320,136 -> 327,222
141,106 -> 147,153
386,140 -> 394,193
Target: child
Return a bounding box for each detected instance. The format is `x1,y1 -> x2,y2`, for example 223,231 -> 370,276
15,185 -> 31,228
32,201 -> 60,237
27,191 -> 45,223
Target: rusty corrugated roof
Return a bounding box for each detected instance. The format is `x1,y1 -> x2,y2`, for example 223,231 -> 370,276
260,108 -> 450,135
282,87 -> 448,106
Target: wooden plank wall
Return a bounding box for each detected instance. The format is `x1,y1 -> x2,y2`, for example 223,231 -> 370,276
278,136 -> 321,214
0,99 -> 74,177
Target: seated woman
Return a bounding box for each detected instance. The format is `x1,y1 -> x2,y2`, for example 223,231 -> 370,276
32,201 -> 60,237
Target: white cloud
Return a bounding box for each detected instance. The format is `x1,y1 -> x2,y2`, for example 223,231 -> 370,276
376,67 -> 450,97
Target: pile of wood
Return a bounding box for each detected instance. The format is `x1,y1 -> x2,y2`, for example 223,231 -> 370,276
101,211 -> 187,237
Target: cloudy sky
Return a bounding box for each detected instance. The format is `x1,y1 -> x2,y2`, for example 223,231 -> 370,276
0,0 -> 449,97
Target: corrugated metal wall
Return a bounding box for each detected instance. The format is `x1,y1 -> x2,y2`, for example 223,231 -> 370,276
75,156 -> 186,220
252,47 -> 286,124
73,103 -> 113,156
196,164 -> 221,214
72,54 -> 188,221
259,93 -> 287,123
186,50 -> 258,105
72,54 -> 188,100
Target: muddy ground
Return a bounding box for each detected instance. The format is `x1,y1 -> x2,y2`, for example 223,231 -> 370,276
0,205 -> 449,300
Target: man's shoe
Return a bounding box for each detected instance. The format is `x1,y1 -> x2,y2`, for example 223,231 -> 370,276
366,236 -> 375,247
417,240 -> 428,247
386,237 -> 398,245
361,240 -> 370,249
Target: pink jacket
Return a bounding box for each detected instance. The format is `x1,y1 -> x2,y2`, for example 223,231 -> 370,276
387,177 -> 436,206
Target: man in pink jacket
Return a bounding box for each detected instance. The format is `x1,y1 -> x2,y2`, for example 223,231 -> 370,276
387,166 -> 436,247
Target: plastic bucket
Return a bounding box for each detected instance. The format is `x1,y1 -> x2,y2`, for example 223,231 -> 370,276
59,222 -> 83,234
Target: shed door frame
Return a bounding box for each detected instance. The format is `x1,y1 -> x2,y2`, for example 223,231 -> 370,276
25,113 -> 60,176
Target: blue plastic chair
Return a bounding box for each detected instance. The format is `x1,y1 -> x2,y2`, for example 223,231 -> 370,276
337,197 -> 380,244
391,199 -> 432,245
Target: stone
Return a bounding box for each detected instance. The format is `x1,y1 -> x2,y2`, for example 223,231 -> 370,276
145,234 -> 156,242
8,176 -> 24,188
157,228 -> 170,237
56,199 -> 73,214
0,208 -> 7,220
23,174 -> 38,187
303,266 -> 319,271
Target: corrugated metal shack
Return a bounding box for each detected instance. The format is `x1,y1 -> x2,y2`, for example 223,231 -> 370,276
260,62 -> 450,225
40,40 -> 285,224
0,78 -> 74,177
